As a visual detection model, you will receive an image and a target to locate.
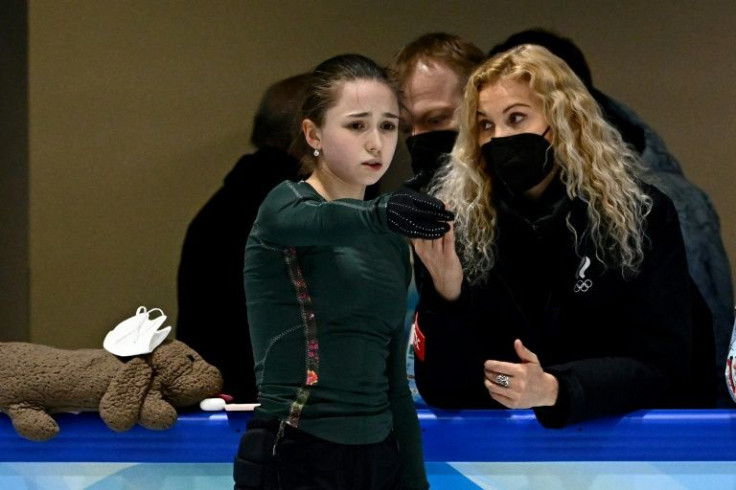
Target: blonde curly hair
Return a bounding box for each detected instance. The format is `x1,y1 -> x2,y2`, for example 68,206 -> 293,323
430,44 -> 651,282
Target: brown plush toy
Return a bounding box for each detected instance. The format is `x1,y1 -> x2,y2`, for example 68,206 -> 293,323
0,339 -> 223,441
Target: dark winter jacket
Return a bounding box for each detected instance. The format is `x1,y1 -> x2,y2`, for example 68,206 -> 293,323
595,91 -> 734,405
176,147 -> 300,402
414,182 -> 715,427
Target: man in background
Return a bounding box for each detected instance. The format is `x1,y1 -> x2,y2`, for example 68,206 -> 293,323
389,33 -> 485,406
390,32 -> 485,190
176,73 -> 309,402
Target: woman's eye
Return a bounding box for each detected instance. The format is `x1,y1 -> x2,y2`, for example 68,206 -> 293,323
348,122 -> 365,130
478,120 -> 492,131
381,121 -> 397,131
508,113 -> 525,125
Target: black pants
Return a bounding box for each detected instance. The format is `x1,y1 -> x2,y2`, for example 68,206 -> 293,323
234,419 -> 402,490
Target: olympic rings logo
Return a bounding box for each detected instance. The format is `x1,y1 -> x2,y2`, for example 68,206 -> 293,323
574,279 -> 593,293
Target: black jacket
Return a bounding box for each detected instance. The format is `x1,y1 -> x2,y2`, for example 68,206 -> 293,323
176,147 -> 300,402
596,92 -> 734,406
414,183 -> 715,427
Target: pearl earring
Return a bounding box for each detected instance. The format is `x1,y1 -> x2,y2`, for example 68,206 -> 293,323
313,148 -> 320,157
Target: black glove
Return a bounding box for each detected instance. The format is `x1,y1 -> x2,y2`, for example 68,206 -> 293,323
386,189 -> 454,239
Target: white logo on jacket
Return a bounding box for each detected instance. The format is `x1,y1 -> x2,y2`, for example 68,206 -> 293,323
573,256 -> 593,293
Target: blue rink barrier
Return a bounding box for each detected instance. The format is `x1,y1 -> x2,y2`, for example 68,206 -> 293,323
1,409 -> 736,489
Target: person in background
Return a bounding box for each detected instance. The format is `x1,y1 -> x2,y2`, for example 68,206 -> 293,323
176,73 -> 309,403
389,32 -> 485,191
235,53 -> 453,490
489,28 -> 734,405
387,33 -> 485,406
413,44 -> 715,428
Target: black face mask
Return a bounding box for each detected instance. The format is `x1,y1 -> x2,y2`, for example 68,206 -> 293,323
406,130 -> 458,173
481,127 -> 554,197
403,130 -> 458,191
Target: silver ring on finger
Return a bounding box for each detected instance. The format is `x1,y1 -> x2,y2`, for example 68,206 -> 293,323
494,374 -> 510,388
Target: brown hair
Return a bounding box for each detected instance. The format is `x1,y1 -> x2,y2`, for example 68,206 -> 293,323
250,73 -> 310,151
293,53 -> 400,175
389,32 -> 485,89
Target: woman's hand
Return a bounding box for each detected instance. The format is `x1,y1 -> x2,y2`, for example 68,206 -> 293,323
483,339 -> 559,408
412,224 -> 463,301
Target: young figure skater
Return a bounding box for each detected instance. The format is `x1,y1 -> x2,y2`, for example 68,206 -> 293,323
235,53 -> 452,489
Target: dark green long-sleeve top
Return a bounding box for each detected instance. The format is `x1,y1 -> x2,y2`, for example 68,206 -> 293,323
244,180 -> 428,489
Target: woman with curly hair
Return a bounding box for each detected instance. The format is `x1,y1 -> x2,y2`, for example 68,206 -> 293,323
412,44 -> 714,427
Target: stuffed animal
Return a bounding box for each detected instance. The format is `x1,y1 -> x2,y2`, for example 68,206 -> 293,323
0,339 -> 223,441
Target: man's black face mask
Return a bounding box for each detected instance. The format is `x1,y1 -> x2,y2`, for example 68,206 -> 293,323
404,130 -> 457,191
